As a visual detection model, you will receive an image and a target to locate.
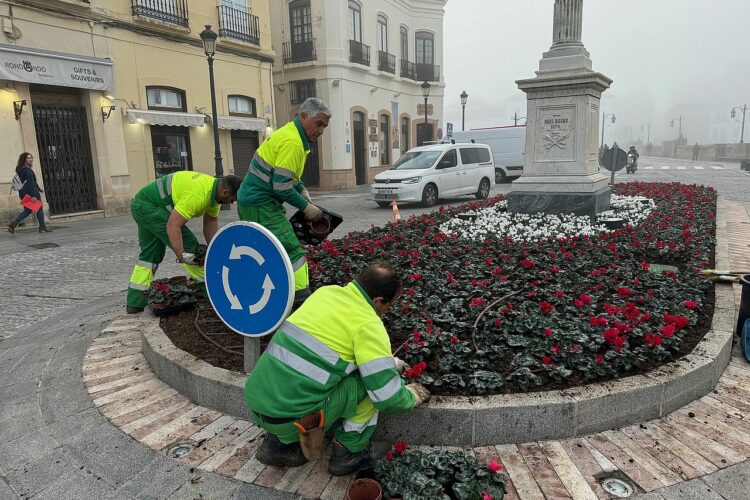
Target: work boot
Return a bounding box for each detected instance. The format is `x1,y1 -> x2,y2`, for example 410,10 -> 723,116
256,432 -> 308,467
328,441 -> 372,476
38,225 -> 50,233
8,220 -> 18,234
126,306 -> 144,314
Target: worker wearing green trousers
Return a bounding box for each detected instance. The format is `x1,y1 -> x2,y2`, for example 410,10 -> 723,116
237,97 -> 331,304
126,172 -> 242,312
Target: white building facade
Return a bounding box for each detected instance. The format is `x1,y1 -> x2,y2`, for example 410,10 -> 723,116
270,0 -> 447,190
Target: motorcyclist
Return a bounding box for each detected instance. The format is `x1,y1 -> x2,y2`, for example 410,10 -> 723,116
628,146 -> 640,171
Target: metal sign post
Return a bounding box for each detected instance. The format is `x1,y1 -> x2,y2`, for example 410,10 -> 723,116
601,146 -> 627,183
204,222 -> 295,372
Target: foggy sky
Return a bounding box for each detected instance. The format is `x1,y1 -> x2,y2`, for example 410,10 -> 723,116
442,0 -> 750,145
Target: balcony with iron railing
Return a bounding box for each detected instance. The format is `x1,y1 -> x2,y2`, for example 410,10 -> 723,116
349,39 -> 370,66
132,0 -> 189,28
416,63 -> 441,82
400,60 -> 416,80
378,51 -> 396,74
283,39 -> 317,64
218,5 -> 260,45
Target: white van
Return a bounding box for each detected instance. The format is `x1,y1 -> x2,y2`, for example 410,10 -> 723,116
370,143 -> 494,207
450,126 -> 526,183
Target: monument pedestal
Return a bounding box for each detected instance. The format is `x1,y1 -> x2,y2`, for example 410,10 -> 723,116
509,0 -> 613,219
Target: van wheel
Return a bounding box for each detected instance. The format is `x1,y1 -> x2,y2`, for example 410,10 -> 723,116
421,184 -> 438,207
495,169 -> 507,183
376,201 -> 391,208
476,178 -> 491,199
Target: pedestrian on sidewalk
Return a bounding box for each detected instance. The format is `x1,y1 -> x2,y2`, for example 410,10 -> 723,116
693,143 -> 700,161
125,171 -> 242,313
236,97 -> 331,305
8,152 -> 49,234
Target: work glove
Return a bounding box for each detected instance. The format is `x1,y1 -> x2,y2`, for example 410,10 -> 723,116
406,383 -> 431,407
394,357 -> 409,374
303,203 -> 323,221
178,252 -> 197,265
300,188 -> 313,203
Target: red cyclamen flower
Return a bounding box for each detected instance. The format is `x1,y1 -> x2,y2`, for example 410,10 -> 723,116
488,459 -> 503,472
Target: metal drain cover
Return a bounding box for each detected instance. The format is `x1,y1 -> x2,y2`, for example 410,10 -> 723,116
601,477 -> 635,497
28,242 -> 59,250
166,442 -> 195,458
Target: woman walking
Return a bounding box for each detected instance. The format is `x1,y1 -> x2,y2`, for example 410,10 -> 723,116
8,152 -> 49,234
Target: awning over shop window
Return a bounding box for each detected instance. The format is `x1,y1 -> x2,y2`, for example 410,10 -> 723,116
126,109 -> 205,127
216,116 -> 267,131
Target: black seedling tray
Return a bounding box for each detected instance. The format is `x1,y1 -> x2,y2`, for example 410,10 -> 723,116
289,207 -> 344,246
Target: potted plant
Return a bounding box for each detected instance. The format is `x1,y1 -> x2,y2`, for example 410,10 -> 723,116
146,277 -> 198,317
374,441 -> 506,500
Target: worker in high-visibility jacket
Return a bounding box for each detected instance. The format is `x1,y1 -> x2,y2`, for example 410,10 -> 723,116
237,97 -> 331,305
125,171 -> 242,313
244,263 -> 431,476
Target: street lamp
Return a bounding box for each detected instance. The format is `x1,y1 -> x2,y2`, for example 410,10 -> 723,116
199,25 -> 223,178
670,115 -> 684,142
460,90 -> 468,131
421,81 -> 431,145
731,104 -> 747,144
601,112 -> 615,148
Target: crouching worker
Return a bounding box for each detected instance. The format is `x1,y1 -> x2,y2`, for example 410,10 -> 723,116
244,263 -> 431,476
126,171 -> 242,313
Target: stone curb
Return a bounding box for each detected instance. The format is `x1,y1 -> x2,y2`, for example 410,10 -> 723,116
140,199 -> 735,446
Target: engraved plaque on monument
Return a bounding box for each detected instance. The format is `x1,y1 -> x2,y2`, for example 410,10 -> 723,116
535,106 -> 576,162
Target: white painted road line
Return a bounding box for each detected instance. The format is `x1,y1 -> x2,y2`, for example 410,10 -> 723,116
677,167 -> 687,170
661,166 -> 670,170
645,167 -> 654,170
695,166 -> 705,169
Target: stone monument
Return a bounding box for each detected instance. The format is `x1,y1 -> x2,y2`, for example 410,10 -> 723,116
508,0 -> 612,218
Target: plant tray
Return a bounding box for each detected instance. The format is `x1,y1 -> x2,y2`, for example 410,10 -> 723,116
289,206 -> 344,246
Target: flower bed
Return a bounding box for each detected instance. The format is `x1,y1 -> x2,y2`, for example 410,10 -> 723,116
307,182 -> 717,395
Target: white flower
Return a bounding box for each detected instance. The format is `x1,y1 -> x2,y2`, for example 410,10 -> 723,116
440,195 -> 655,242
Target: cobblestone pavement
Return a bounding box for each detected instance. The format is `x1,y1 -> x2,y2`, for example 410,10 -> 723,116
1,162 -> 749,498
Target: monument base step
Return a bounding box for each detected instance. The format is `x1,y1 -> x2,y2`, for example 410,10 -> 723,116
508,186 -> 612,218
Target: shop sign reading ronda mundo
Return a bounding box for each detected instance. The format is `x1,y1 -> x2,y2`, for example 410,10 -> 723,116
0,43 -> 114,91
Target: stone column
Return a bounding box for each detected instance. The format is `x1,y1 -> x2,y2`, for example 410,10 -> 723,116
508,0 -> 612,219
552,0 -> 583,47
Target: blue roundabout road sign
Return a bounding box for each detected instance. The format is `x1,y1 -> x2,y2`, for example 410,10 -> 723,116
205,222 -> 294,337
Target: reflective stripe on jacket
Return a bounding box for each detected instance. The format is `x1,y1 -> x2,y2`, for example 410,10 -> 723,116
244,282 -> 416,418
237,118 -> 309,210
134,171 -> 220,220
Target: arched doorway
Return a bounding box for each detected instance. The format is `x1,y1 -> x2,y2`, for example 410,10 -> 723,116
352,111 -> 367,184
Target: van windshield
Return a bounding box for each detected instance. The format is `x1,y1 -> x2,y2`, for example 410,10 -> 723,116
390,151 -> 441,170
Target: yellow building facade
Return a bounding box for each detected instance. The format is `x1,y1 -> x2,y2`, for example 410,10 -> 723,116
0,0 -> 274,224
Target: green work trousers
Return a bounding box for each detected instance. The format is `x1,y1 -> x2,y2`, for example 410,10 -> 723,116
251,374 -> 378,453
126,197 -> 203,309
237,203 -> 309,296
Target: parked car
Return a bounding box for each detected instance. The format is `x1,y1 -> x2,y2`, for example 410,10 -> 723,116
371,143 -> 494,208
450,126 -> 526,183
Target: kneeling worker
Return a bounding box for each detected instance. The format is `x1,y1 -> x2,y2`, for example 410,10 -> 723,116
245,263 -> 431,476
126,171 -> 242,313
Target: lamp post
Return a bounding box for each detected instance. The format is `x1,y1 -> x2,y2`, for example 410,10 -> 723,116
601,112 -> 615,148
200,25 -> 223,178
460,90 -> 468,131
731,104 -> 747,144
511,112 -> 526,126
421,81 -> 431,145
670,115 -> 684,142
